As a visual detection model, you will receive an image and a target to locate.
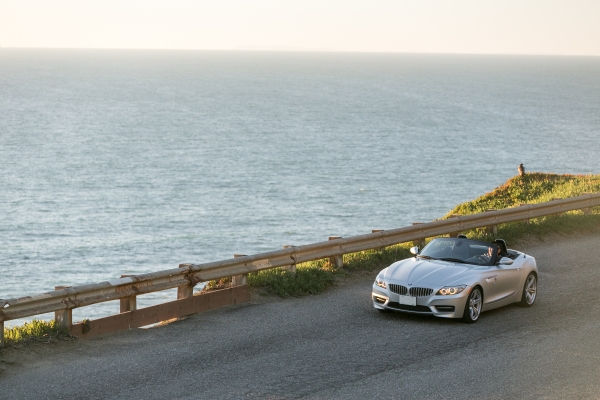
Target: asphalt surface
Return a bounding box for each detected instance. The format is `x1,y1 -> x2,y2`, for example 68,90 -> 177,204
2,233 -> 600,399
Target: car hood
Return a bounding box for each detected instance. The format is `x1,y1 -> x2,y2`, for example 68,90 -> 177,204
383,257 -> 474,286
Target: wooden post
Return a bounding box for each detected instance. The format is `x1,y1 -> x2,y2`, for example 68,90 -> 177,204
177,267 -> 194,300
549,198 -> 564,217
232,254 -> 248,286
1,320 -> 4,348
411,223 -> 426,248
54,286 -> 72,330
328,236 -> 344,269
447,215 -> 461,237
120,275 -> 137,313
484,210 -> 498,234
519,204 -> 531,224
581,193 -> 592,215
282,245 -> 296,273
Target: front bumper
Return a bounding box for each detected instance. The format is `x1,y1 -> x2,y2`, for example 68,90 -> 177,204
372,284 -> 471,319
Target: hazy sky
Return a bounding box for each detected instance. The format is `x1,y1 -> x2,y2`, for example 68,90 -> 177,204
1,0 -> 599,55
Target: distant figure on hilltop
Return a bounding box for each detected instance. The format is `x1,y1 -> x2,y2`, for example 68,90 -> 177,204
518,163 -> 525,176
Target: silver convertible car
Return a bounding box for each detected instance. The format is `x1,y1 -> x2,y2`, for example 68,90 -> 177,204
372,237 -> 537,323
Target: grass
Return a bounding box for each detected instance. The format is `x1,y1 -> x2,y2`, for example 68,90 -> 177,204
446,173 -> 600,216
245,244 -> 415,297
2,319 -> 69,348
443,173 -> 600,244
4,173 -> 599,345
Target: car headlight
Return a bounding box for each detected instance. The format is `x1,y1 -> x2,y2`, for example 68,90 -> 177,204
436,285 -> 467,296
375,275 -> 387,289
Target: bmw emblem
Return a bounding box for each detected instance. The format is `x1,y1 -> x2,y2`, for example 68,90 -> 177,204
408,282 -> 413,286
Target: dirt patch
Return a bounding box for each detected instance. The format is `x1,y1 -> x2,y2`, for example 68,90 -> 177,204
511,229 -> 600,254
1,336 -> 74,375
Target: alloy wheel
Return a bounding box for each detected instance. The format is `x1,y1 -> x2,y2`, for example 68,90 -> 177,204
469,289 -> 482,321
525,274 -> 537,305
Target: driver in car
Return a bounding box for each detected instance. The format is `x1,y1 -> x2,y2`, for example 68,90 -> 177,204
464,245 -> 500,265
481,246 -> 502,263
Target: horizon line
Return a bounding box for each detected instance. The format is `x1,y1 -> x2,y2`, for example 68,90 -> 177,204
0,46 -> 598,58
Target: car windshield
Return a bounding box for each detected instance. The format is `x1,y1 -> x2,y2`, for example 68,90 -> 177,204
419,238 -> 498,266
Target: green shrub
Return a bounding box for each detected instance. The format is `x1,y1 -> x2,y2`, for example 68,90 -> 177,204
446,173 -> 600,216
3,319 -> 68,346
443,173 -> 600,244
242,244 -> 413,297
247,261 -> 335,297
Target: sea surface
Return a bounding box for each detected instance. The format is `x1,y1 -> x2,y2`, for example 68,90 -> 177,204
1,50 -> 599,326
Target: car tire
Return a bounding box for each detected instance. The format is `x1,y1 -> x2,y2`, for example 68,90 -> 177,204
462,286 -> 483,323
519,273 -> 537,307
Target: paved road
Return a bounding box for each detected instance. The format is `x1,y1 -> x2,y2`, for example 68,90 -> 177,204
2,233 -> 600,399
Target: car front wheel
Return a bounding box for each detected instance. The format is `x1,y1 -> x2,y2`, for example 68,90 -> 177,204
520,273 -> 537,307
462,287 -> 482,323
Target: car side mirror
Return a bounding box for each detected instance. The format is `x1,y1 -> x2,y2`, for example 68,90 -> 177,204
499,257 -> 513,265
410,246 -> 419,255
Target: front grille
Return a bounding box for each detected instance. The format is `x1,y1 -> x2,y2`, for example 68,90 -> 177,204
409,287 -> 433,297
435,306 -> 455,312
387,302 -> 432,313
389,284 -> 408,295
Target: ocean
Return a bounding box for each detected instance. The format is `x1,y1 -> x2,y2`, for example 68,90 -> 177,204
1,49 -> 599,325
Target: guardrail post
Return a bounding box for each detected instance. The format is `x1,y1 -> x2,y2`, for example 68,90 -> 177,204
54,286 -> 72,330
282,245 -> 296,273
232,254 -> 248,286
411,223 -> 426,248
519,204 -> 531,224
1,320 -> 4,348
447,215 -> 461,237
578,193 -> 591,214
177,267 -> 195,300
549,198 -> 564,216
484,210 -> 498,234
120,275 -> 137,312
580,193 -> 592,214
328,237 -> 344,268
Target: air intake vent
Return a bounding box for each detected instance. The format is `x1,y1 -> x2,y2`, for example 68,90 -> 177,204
409,287 -> 433,297
388,284 -> 408,295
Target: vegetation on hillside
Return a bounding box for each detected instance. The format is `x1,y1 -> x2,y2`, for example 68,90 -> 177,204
446,173 -> 600,216
443,173 -> 600,244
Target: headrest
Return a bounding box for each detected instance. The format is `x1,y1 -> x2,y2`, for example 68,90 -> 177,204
494,239 -> 508,255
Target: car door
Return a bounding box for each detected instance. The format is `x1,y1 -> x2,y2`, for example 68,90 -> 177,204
490,263 -> 522,303
479,266 -> 502,304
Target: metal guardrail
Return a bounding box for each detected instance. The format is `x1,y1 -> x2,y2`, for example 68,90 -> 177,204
1,193 -> 599,343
